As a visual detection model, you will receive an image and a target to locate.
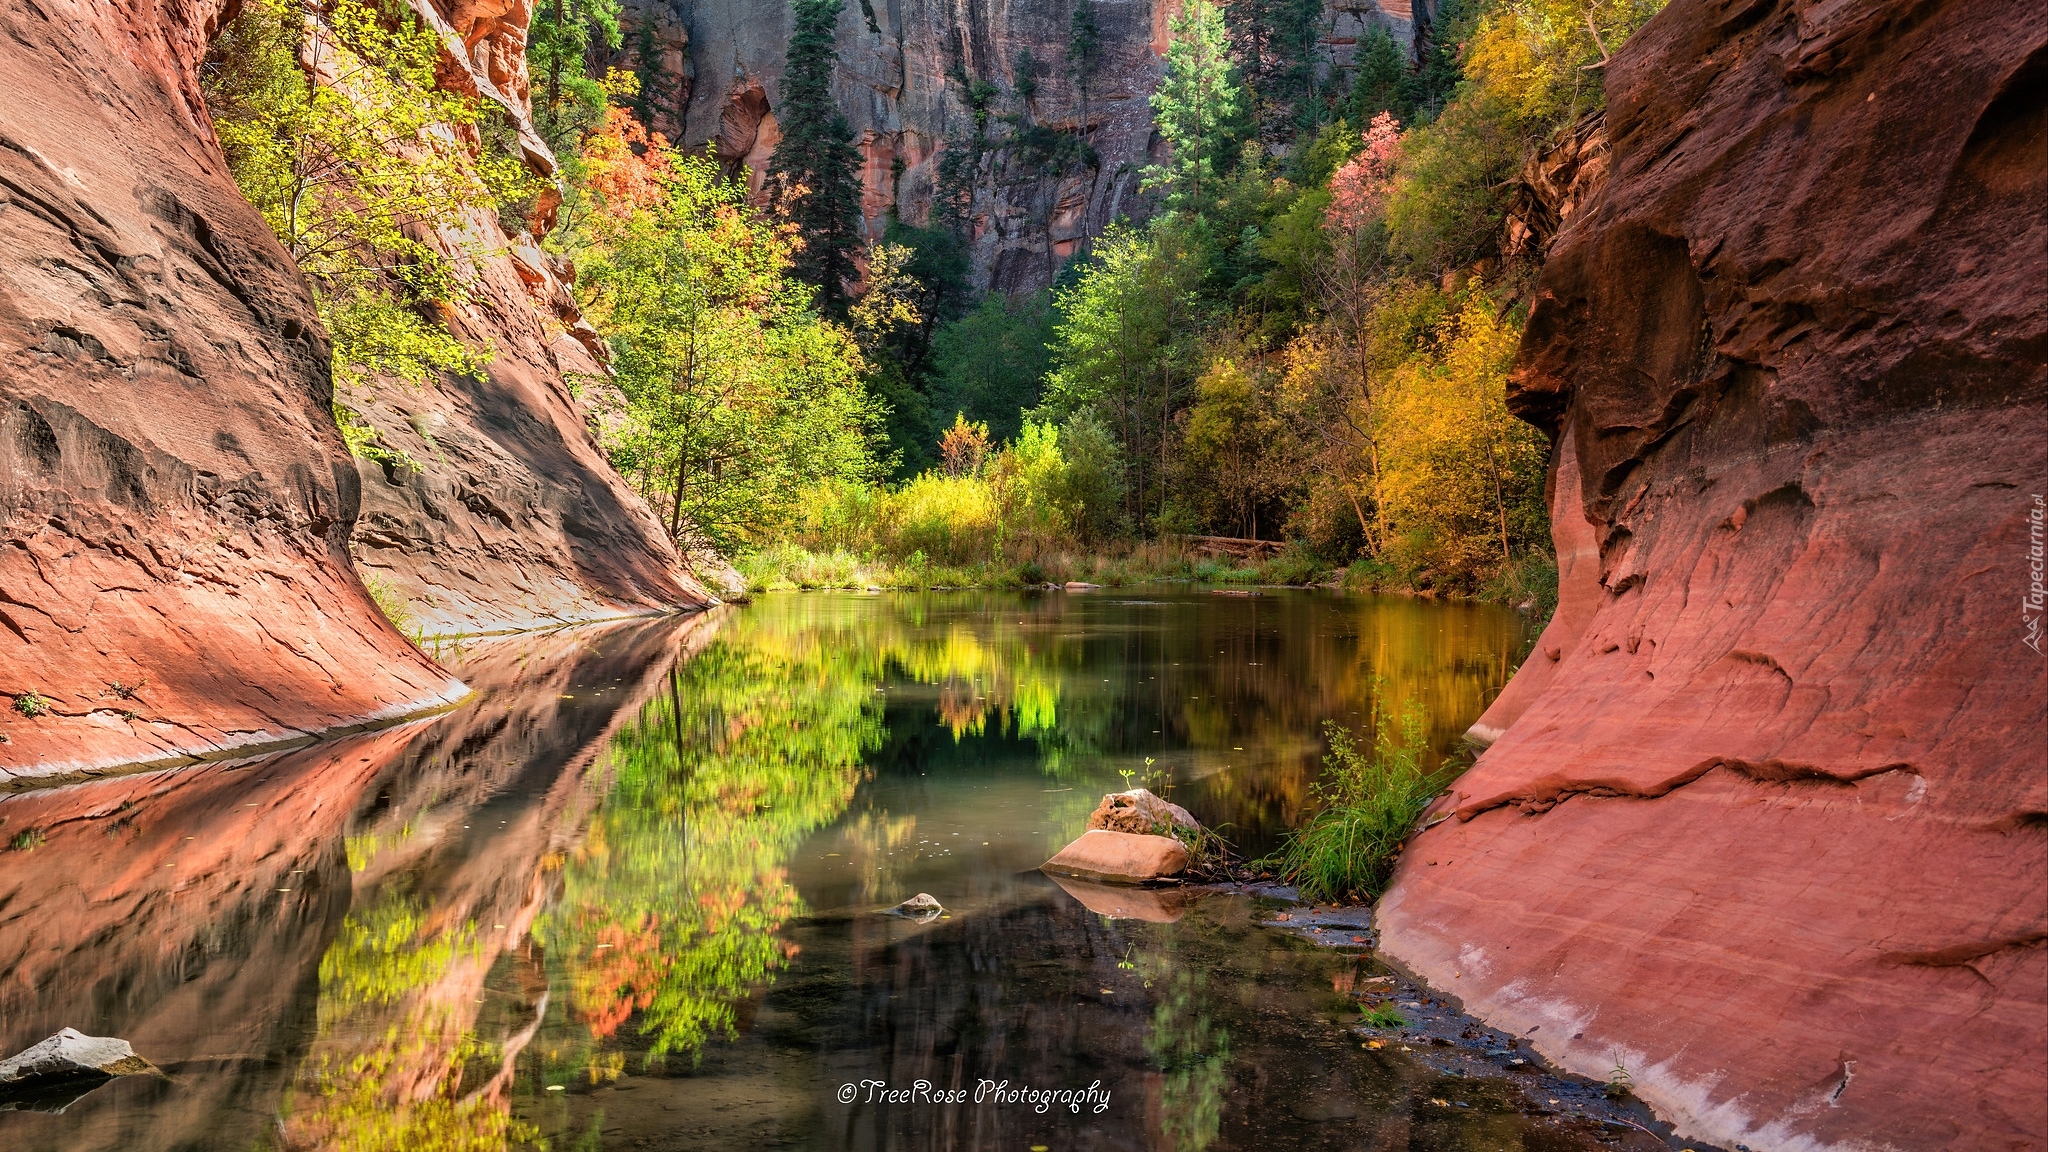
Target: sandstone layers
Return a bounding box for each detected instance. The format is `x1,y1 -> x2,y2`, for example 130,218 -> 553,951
0,0 -> 709,778
0,0 -> 463,779
655,0 -> 1420,294
1379,1 -> 2048,1149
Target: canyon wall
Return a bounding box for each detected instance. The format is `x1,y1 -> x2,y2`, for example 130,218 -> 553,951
1377,0 -> 2048,1149
345,0 -> 718,636
648,0 -> 1418,294
0,0 -> 712,777
0,0 -> 464,779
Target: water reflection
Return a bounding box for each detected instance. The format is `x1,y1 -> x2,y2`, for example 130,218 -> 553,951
0,590 -> 1558,1151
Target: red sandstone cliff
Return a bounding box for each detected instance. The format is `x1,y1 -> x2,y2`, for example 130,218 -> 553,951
0,0 -> 712,778
0,0 -> 464,780
1378,0 -> 2048,1149
655,0 -> 1420,294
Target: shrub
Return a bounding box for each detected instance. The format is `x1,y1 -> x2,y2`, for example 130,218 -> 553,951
13,691 -> 51,718
1266,702 -> 1450,902
1360,1002 -> 1407,1028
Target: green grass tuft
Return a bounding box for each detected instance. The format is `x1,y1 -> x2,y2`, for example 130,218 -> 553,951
1264,699 -> 1451,903
1359,1002 -> 1407,1028
13,691 -> 51,718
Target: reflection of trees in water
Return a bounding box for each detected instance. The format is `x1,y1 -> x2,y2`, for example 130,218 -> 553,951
1145,962 -> 1231,1152
736,591 -> 1532,853
540,623 -> 883,1066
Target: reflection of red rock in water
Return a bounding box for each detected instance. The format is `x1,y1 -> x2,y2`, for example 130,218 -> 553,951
1377,2 -> 2048,1149
0,615 -> 715,1151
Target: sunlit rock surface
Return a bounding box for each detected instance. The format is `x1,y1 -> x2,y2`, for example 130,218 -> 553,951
1378,0 -> 2048,1148
0,0 -> 462,778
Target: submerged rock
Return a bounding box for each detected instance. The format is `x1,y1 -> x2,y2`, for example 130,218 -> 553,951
0,1028 -> 155,1112
889,893 -> 945,921
1041,830 -> 1189,885
1087,788 -> 1199,837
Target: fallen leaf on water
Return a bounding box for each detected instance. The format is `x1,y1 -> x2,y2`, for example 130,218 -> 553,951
1429,1098 -> 1450,1107
1366,1040 -> 1384,1050
1351,935 -> 1365,942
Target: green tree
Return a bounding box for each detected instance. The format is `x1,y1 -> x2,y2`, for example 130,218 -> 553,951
529,0 -> 624,155
204,0 -> 519,461
1145,0 -> 1244,213
1040,222 -> 1206,530
1345,26 -> 1413,127
770,0 -> 866,312
577,154 -> 883,548
1068,1 -> 1104,141
930,293 -> 1055,446
1224,0 -> 1324,140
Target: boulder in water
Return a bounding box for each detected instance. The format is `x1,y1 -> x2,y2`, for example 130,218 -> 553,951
1041,830 -> 1189,885
889,893 -> 945,921
0,1028 -> 155,1112
1087,788 -> 1198,836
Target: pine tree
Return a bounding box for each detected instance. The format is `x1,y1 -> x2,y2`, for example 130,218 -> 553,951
1224,0 -> 1322,140
529,0 -> 623,155
1145,0 -> 1243,213
1068,0 -> 1103,126
1346,26 -> 1413,126
770,0 -> 865,312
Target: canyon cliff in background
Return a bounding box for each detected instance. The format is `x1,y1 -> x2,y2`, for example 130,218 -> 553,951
635,0 -> 1421,293
1378,0 -> 2048,1148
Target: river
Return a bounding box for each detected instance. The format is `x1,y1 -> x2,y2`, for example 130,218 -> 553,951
0,588 -> 1671,1151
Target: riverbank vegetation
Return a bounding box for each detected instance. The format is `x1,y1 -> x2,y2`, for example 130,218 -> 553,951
200,0 -> 1660,613
1266,704 -> 1453,901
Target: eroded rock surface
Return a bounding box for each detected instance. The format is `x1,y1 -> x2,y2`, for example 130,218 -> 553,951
0,0 -> 464,778
1378,1 -> 2048,1148
346,1 -> 716,635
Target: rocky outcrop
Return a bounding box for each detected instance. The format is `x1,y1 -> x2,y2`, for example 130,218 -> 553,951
346,0 -> 716,636
1377,0 -> 2048,1149
654,0 -> 1420,294
1041,827 -> 1189,883
0,0 -> 465,778
0,0 -> 712,780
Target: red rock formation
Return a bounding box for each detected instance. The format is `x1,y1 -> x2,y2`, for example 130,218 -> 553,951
0,0 -> 466,780
345,0 -> 716,636
1378,1 -> 2048,1149
0,613 -> 716,1150
662,0 -> 1178,293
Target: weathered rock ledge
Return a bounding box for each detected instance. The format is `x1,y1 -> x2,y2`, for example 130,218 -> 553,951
1378,0 -> 2048,1148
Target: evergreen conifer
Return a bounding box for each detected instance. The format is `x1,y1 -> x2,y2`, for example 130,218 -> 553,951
770,0 -> 865,312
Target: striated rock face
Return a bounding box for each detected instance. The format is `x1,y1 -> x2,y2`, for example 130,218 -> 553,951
655,0 -> 1420,294
1378,0 -> 2048,1149
347,0 -> 716,636
0,0 -> 464,779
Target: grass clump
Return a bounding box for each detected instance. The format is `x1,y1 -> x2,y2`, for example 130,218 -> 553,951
1359,1002 -> 1407,1029
1265,700 -> 1451,902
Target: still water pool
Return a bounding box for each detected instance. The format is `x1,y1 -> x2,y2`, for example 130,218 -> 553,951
0,588 -> 1614,1151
